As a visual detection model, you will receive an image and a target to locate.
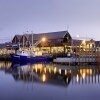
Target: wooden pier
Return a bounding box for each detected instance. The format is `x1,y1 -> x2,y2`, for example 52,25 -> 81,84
53,56 -> 97,65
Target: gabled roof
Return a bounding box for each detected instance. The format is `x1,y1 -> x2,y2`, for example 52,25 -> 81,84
72,39 -> 95,46
13,35 -> 22,41
23,34 -> 30,40
29,30 -> 69,41
72,40 -> 82,46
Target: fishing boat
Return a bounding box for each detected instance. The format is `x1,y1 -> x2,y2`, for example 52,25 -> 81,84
11,37 -> 53,62
10,50 -> 52,62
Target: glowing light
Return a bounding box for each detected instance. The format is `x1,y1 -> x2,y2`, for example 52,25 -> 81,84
65,70 -> 67,75
41,37 -> 46,42
82,73 -> 86,79
89,69 -> 93,75
59,69 -> 61,74
44,67 -> 46,73
42,74 -> 46,82
82,40 -> 86,45
54,67 -> 57,74
76,74 -> 79,82
66,78 -> 69,83
49,68 -> 51,73
90,44 -> 92,48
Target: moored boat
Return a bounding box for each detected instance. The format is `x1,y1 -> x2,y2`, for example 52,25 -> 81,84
10,50 -> 53,63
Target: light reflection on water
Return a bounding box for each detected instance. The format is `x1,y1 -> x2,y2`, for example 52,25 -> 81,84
0,61 -> 100,100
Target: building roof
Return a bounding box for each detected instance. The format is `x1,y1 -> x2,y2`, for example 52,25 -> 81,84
12,35 -> 22,43
23,34 -> 30,40
12,31 -> 95,47
15,35 -> 22,41
72,39 -> 82,46
28,30 -> 69,41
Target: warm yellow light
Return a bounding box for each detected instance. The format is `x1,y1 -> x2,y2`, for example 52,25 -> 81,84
41,37 -> 46,42
54,67 -> 57,74
82,40 -> 86,44
49,68 -> 51,73
90,44 -> 92,48
44,67 -> 47,73
82,73 -> 86,79
65,70 -> 67,75
76,74 -> 79,82
59,69 -> 61,74
42,74 -> 46,82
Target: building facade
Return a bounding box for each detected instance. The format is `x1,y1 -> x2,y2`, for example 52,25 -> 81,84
11,31 -> 98,55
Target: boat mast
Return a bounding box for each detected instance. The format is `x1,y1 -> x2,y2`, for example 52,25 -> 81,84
32,31 -> 33,49
23,32 -> 24,48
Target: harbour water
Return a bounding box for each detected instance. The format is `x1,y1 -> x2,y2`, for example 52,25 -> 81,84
0,61 -> 100,100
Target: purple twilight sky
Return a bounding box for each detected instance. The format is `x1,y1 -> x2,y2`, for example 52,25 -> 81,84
0,0 -> 100,43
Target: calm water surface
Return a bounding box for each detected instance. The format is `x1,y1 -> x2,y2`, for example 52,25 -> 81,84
0,61 -> 100,100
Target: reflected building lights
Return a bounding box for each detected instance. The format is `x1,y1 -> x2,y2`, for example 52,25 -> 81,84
66,78 -> 69,83
42,74 -> 46,82
76,74 -> 79,82
65,70 -> 67,75
0,62 -> 12,69
59,69 -> 61,74
80,69 -> 93,78
54,67 -> 57,74
44,67 -> 46,73
1,61 -> 100,85
49,68 -> 51,73
82,73 -> 86,79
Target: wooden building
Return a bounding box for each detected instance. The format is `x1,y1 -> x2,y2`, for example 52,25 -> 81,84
12,35 -> 22,44
11,31 -> 97,55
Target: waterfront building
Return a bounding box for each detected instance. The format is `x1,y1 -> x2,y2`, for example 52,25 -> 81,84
11,30 -> 97,55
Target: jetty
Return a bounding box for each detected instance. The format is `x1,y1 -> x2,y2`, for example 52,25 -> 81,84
53,56 -> 97,65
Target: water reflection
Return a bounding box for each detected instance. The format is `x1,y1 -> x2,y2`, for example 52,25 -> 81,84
1,62 -> 100,100
0,62 -> 71,87
0,61 -> 100,86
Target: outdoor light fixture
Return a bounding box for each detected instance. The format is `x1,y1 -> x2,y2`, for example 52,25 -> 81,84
41,37 -> 46,42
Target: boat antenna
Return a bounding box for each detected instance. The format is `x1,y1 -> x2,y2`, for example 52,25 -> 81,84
23,32 -> 24,48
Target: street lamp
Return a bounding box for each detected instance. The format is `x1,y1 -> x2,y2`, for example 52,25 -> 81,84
41,37 -> 46,42
33,37 -> 46,48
